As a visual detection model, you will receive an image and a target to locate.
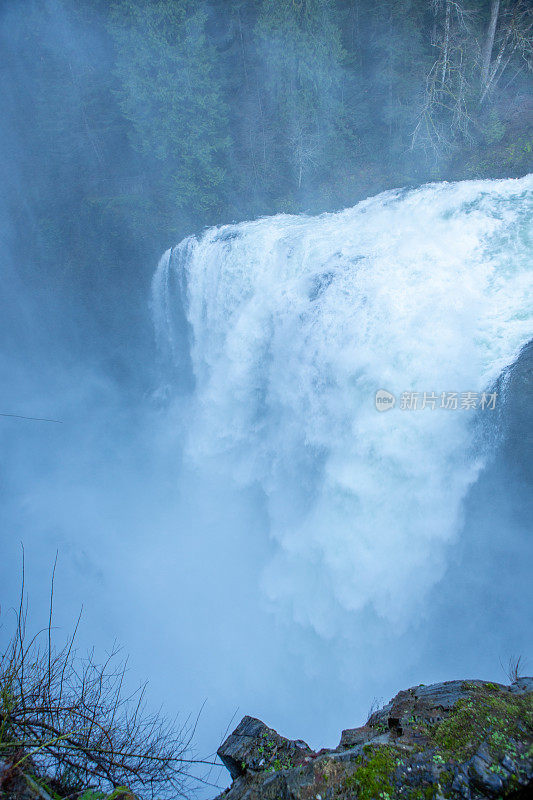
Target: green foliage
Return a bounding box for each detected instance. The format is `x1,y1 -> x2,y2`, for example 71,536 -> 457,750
257,728 -> 294,771
78,791 -> 108,800
344,745 -> 400,800
2,0 -> 531,357
254,0 -> 347,190
482,111 -> 506,145
430,684 -> 533,761
106,787 -> 136,800
109,0 -> 229,216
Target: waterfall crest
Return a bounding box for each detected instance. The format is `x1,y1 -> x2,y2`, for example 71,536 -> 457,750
153,176 -> 532,634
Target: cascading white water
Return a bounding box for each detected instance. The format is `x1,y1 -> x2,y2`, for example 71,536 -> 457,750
153,176 -> 532,636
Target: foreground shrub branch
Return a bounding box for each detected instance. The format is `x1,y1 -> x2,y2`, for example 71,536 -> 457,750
0,569 -> 216,799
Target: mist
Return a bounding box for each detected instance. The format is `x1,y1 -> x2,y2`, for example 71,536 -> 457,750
1,1 -> 531,797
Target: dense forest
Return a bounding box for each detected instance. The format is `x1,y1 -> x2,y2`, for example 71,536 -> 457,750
1,0 -> 532,378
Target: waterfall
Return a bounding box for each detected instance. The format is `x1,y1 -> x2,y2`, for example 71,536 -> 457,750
153,176 -> 532,635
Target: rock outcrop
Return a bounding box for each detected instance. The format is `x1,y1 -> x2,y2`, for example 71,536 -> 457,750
215,678 -> 533,800
217,716 -> 313,780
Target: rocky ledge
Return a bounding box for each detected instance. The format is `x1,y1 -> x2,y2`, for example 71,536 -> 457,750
215,678 -> 533,800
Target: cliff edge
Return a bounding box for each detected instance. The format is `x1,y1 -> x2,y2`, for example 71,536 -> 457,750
215,678 -> 533,800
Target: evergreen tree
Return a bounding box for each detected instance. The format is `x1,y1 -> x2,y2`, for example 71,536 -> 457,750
254,0 -> 347,200
109,0 -> 230,223
365,0 -> 429,164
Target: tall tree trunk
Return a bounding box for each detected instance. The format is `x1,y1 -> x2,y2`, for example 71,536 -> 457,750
441,0 -> 451,85
481,0 -> 500,91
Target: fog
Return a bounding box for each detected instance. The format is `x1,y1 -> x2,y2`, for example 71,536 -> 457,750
1,1 -> 531,797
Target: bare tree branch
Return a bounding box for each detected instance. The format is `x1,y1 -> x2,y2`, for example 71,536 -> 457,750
0,575 -> 221,800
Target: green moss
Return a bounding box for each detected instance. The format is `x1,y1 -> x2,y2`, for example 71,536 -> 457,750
258,729 -> 293,770
106,788 -> 135,800
371,721 -> 389,734
344,746 -> 400,800
78,792 -> 108,800
270,754 -> 294,771
431,685 -> 533,761
404,787 -> 437,800
439,768 -> 452,783
23,775 -> 57,800
460,681 -> 479,691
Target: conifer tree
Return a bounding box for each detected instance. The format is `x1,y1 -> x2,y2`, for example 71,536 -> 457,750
109,0 -> 230,221
254,0 -> 347,197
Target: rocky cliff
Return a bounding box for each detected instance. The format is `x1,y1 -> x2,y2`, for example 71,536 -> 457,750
215,678 -> 533,800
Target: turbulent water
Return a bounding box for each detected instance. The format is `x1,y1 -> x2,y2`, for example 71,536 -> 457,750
153,176 -> 532,637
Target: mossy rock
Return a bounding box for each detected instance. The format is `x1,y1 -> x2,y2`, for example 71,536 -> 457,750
215,678 -> 533,800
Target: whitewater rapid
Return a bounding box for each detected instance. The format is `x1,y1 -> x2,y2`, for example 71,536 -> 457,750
153,177 -> 532,635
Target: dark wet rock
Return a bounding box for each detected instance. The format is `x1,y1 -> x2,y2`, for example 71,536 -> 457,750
367,679 -> 497,734
0,763 -> 54,800
469,752 -> 504,795
451,768 -> 471,798
21,775 -> 53,800
216,715 -> 312,779
339,724 -> 387,749
501,753 -> 517,773
215,677 -> 533,800
511,676 -> 533,693
330,740 -> 394,764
